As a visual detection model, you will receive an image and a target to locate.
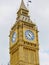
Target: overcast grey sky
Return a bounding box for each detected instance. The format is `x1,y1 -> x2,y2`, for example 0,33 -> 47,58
0,0 -> 49,65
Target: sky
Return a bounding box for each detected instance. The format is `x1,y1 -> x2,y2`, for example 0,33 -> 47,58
0,0 -> 49,65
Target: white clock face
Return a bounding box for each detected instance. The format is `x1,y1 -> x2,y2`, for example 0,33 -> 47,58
12,32 -> 17,43
25,30 -> 34,40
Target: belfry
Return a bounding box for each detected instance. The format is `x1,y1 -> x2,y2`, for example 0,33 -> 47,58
9,0 -> 40,65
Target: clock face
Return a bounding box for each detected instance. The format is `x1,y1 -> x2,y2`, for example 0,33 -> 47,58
12,32 -> 17,43
25,30 -> 34,40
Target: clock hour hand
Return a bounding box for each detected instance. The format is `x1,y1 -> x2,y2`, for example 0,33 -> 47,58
27,34 -> 31,38
28,33 -> 32,37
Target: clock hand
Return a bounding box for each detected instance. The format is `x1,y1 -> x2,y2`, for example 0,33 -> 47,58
27,34 -> 31,38
28,33 -> 32,37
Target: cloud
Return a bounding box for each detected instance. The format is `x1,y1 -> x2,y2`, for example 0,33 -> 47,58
39,51 -> 49,65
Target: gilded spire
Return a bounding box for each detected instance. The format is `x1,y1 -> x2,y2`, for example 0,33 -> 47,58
20,0 -> 28,11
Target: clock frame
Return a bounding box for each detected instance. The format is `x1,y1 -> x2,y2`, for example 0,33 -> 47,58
23,26 -> 37,44
12,32 -> 17,43
25,30 -> 34,41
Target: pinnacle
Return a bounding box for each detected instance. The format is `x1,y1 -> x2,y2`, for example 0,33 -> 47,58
20,0 -> 28,11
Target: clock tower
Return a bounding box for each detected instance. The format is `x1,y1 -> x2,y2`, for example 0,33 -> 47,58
9,0 -> 40,65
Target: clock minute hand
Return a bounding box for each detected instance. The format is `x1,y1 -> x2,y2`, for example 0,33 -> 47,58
28,33 -> 32,37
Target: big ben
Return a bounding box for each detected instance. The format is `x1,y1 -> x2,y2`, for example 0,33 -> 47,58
9,0 -> 40,65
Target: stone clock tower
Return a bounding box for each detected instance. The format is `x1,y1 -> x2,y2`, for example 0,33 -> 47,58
9,0 -> 40,65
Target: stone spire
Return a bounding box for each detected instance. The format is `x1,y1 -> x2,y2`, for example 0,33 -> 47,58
17,0 -> 32,23
17,0 -> 29,15
20,0 -> 28,11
